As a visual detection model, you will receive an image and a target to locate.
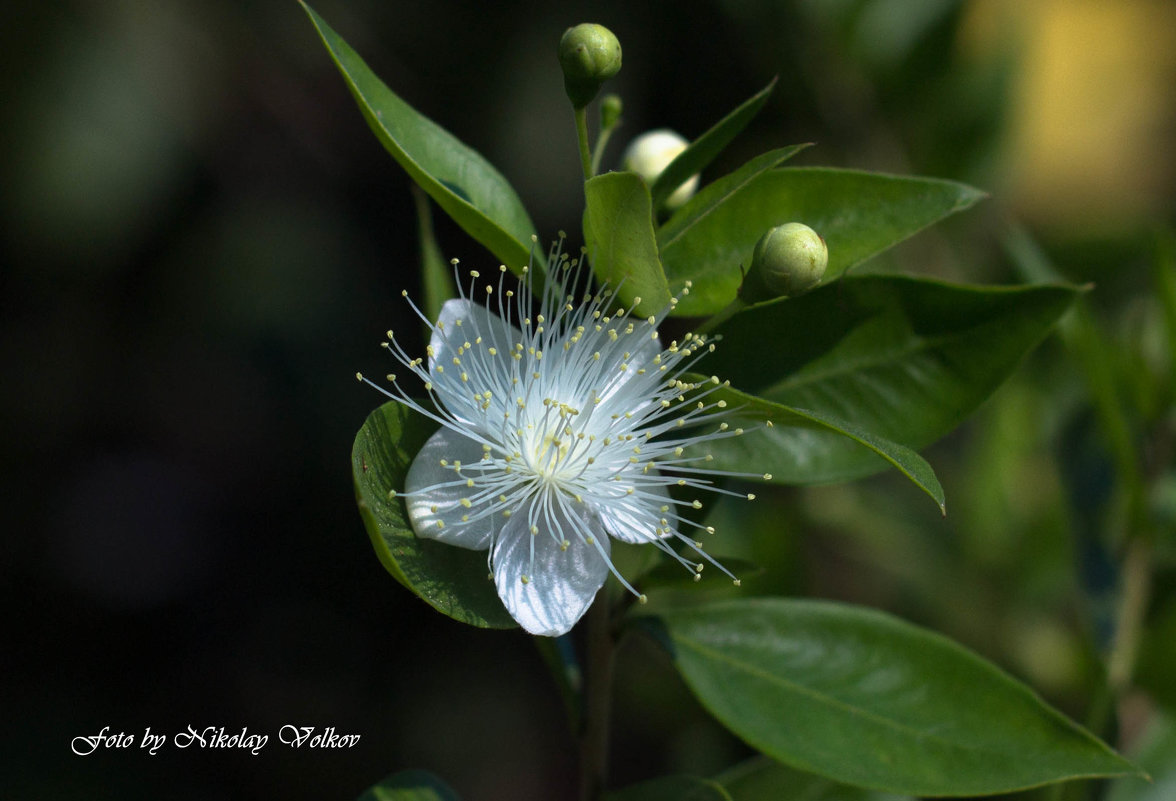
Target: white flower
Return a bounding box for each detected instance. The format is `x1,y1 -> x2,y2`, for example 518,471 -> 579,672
621,129 -> 698,209
358,240 -> 767,636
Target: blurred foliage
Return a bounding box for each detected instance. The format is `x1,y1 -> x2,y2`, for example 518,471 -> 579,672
3,1 -> 1173,799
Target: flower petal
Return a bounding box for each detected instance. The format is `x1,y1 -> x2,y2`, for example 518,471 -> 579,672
405,427 -> 501,550
492,498 -> 609,636
597,480 -> 672,544
590,320 -> 663,412
428,298 -> 524,426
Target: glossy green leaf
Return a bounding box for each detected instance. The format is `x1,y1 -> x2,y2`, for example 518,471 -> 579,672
645,599 -> 1139,796
716,756 -> 913,801
706,275 -> 1078,483
352,401 -> 516,629
356,770 -> 462,801
649,79 -> 777,212
659,168 -> 986,316
301,2 -> 538,274
605,775 -> 732,801
584,171 -> 672,316
658,145 -> 809,281
684,376 -> 944,510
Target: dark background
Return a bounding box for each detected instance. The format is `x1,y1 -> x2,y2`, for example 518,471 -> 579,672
4,1 -> 1174,799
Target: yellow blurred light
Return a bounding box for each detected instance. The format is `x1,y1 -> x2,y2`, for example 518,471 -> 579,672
964,0 -> 1176,230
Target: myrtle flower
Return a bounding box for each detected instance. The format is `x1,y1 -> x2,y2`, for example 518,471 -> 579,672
358,239 -> 768,636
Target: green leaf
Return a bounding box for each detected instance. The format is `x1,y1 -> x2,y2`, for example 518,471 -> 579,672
605,775 -> 732,801
644,598 -> 1139,796
639,557 -> 763,593
649,79 -> 777,213
706,275 -> 1078,483
684,376 -> 944,511
301,2 -> 538,274
716,756 -> 913,801
659,168 -> 986,316
356,769 -> 461,801
658,144 -> 810,274
352,401 -> 516,629
584,171 -> 673,316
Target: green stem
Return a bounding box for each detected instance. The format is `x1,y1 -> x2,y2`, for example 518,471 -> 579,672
590,125 -> 615,177
577,591 -> 615,801
1107,536 -> 1153,696
696,297 -> 748,337
575,106 -> 594,181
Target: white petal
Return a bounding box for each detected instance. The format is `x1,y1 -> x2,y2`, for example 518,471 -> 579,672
493,498 -> 609,636
428,298 -> 523,426
598,480 -> 672,544
405,427 -> 500,550
589,321 -> 663,415
430,298 -> 522,368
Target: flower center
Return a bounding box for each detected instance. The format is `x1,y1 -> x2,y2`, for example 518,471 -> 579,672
524,397 -> 590,486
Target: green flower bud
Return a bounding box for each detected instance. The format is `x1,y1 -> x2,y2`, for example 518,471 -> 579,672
600,94 -> 623,131
558,23 -> 622,109
742,223 -> 828,302
622,129 -> 697,209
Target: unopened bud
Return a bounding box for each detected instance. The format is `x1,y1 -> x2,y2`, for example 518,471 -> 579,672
741,223 -> 828,302
558,24 -> 622,109
600,94 -> 623,131
622,129 -> 698,209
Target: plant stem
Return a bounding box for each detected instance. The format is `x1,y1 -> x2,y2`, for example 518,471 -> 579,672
575,106 -> 594,181
577,591 -> 615,801
1107,536 -> 1153,696
696,297 -> 748,336
590,125 -> 615,177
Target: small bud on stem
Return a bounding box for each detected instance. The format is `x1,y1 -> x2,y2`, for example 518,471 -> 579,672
558,24 -> 622,109
741,222 -> 828,302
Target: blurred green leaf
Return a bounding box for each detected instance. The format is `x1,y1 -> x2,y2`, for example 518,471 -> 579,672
352,401 -> 516,629
1135,593 -> 1176,714
643,598 -> 1139,796
1004,224 -> 1146,509
1105,713 -> 1173,801
584,171 -> 672,317
707,275 -> 1078,483
356,769 -> 461,801
1153,227 -> 1176,394
650,79 -> 777,213
716,756 -> 913,801
605,774 -> 732,801
638,557 -> 763,593
660,168 -> 985,316
301,2 -> 538,274
683,376 -> 944,511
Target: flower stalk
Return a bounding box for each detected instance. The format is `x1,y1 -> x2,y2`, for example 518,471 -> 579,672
577,589 -> 616,801
576,106 -> 595,180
